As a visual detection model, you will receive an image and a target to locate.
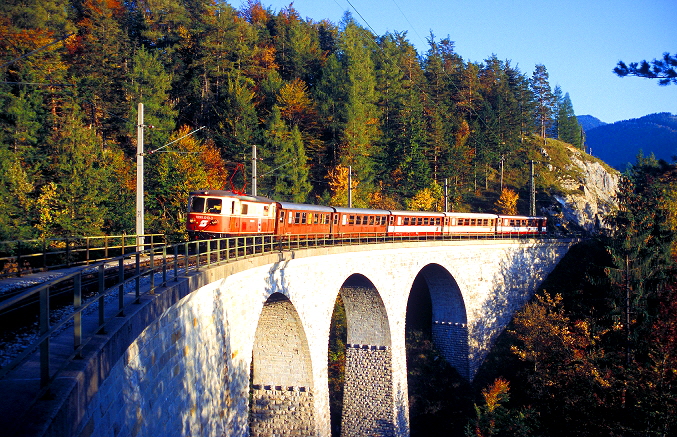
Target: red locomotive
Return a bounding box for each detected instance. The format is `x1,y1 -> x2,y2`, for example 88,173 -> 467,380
186,190 -> 547,240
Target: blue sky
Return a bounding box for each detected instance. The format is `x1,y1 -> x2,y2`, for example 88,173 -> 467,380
253,0 -> 676,124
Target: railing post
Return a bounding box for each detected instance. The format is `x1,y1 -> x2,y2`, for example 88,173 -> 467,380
118,258 -> 125,316
74,273 -> 82,357
42,238 -> 47,272
135,252 -> 141,303
39,285 -> 50,388
174,244 -> 179,281
149,248 -> 155,294
16,240 -> 21,277
206,240 -> 211,267
85,237 -> 90,265
162,245 -> 167,287
98,264 -> 106,334
226,238 -> 230,262
195,241 -> 200,271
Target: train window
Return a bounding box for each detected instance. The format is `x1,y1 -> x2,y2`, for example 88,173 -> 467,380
423,218 -> 429,225
369,216 -> 374,225
206,198 -> 222,214
308,213 -> 313,224
241,204 -> 248,215
190,197 -> 205,212
301,213 -> 307,224
404,217 -> 410,225
348,215 -> 355,225
509,219 -> 515,226
389,216 -> 394,225
294,212 -> 301,224
356,216 -> 362,225
280,211 -> 285,223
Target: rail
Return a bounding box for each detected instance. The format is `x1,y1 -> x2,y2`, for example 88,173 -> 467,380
0,234 -> 166,278
0,231 -> 568,397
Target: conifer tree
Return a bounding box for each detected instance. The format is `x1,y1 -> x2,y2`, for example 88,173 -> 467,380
265,107 -> 311,202
530,64 -> 555,139
557,92 -> 583,149
337,13 -> 380,186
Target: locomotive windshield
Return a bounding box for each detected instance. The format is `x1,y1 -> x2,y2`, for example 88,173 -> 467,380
189,197 -> 222,214
189,196 -> 205,212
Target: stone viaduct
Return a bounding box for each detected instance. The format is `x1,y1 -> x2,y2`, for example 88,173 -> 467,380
17,238 -> 575,437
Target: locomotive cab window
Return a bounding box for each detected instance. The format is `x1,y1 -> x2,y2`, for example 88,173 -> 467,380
190,197 -> 206,213
241,204 -> 248,215
279,211 -> 285,223
206,198 -> 222,213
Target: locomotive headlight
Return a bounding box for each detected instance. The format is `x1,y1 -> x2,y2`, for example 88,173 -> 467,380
189,218 -> 197,224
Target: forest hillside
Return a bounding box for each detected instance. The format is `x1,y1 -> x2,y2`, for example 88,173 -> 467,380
1,0 -> 587,241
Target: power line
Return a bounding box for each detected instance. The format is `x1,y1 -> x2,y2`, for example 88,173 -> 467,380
0,33 -> 73,70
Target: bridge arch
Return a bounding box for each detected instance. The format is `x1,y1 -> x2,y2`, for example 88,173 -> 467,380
338,274 -> 395,437
412,263 -> 469,379
250,292 -> 316,436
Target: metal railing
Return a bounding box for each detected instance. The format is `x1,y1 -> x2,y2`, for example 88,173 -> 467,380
0,231 -> 565,396
0,234 -> 165,278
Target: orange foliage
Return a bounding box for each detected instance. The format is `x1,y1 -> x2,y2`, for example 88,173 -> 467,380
278,78 -> 316,127
253,45 -> 278,70
200,139 -> 229,189
244,0 -> 268,24
482,377 -> 510,413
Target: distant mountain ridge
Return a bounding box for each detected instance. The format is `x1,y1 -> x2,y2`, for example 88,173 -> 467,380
578,112 -> 677,169
577,115 -> 607,131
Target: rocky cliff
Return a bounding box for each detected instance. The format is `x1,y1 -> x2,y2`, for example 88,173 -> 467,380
541,143 -> 620,234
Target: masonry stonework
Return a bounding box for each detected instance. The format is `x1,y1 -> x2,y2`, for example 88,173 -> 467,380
55,239 -> 574,437
341,346 -> 394,437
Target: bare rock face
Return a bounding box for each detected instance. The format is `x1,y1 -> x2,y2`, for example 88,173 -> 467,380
545,145 -> 620,234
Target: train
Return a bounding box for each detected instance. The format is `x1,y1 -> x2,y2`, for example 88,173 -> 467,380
186,190 -> 548,240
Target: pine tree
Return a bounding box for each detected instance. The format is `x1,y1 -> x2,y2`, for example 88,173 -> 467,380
557,92 -> 583,149
265,107 -> 311,202
530,64 -> 555,139
337,13 -> 380,185
605,154 -> 676,362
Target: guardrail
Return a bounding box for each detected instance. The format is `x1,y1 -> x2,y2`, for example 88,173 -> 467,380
0,234 -> 166,278
0,231 -> 566,397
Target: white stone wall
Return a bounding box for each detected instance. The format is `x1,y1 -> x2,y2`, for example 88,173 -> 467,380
73,239 -> 573,437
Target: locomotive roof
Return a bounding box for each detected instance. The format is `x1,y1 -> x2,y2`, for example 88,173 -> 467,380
188,190 -> 275,203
